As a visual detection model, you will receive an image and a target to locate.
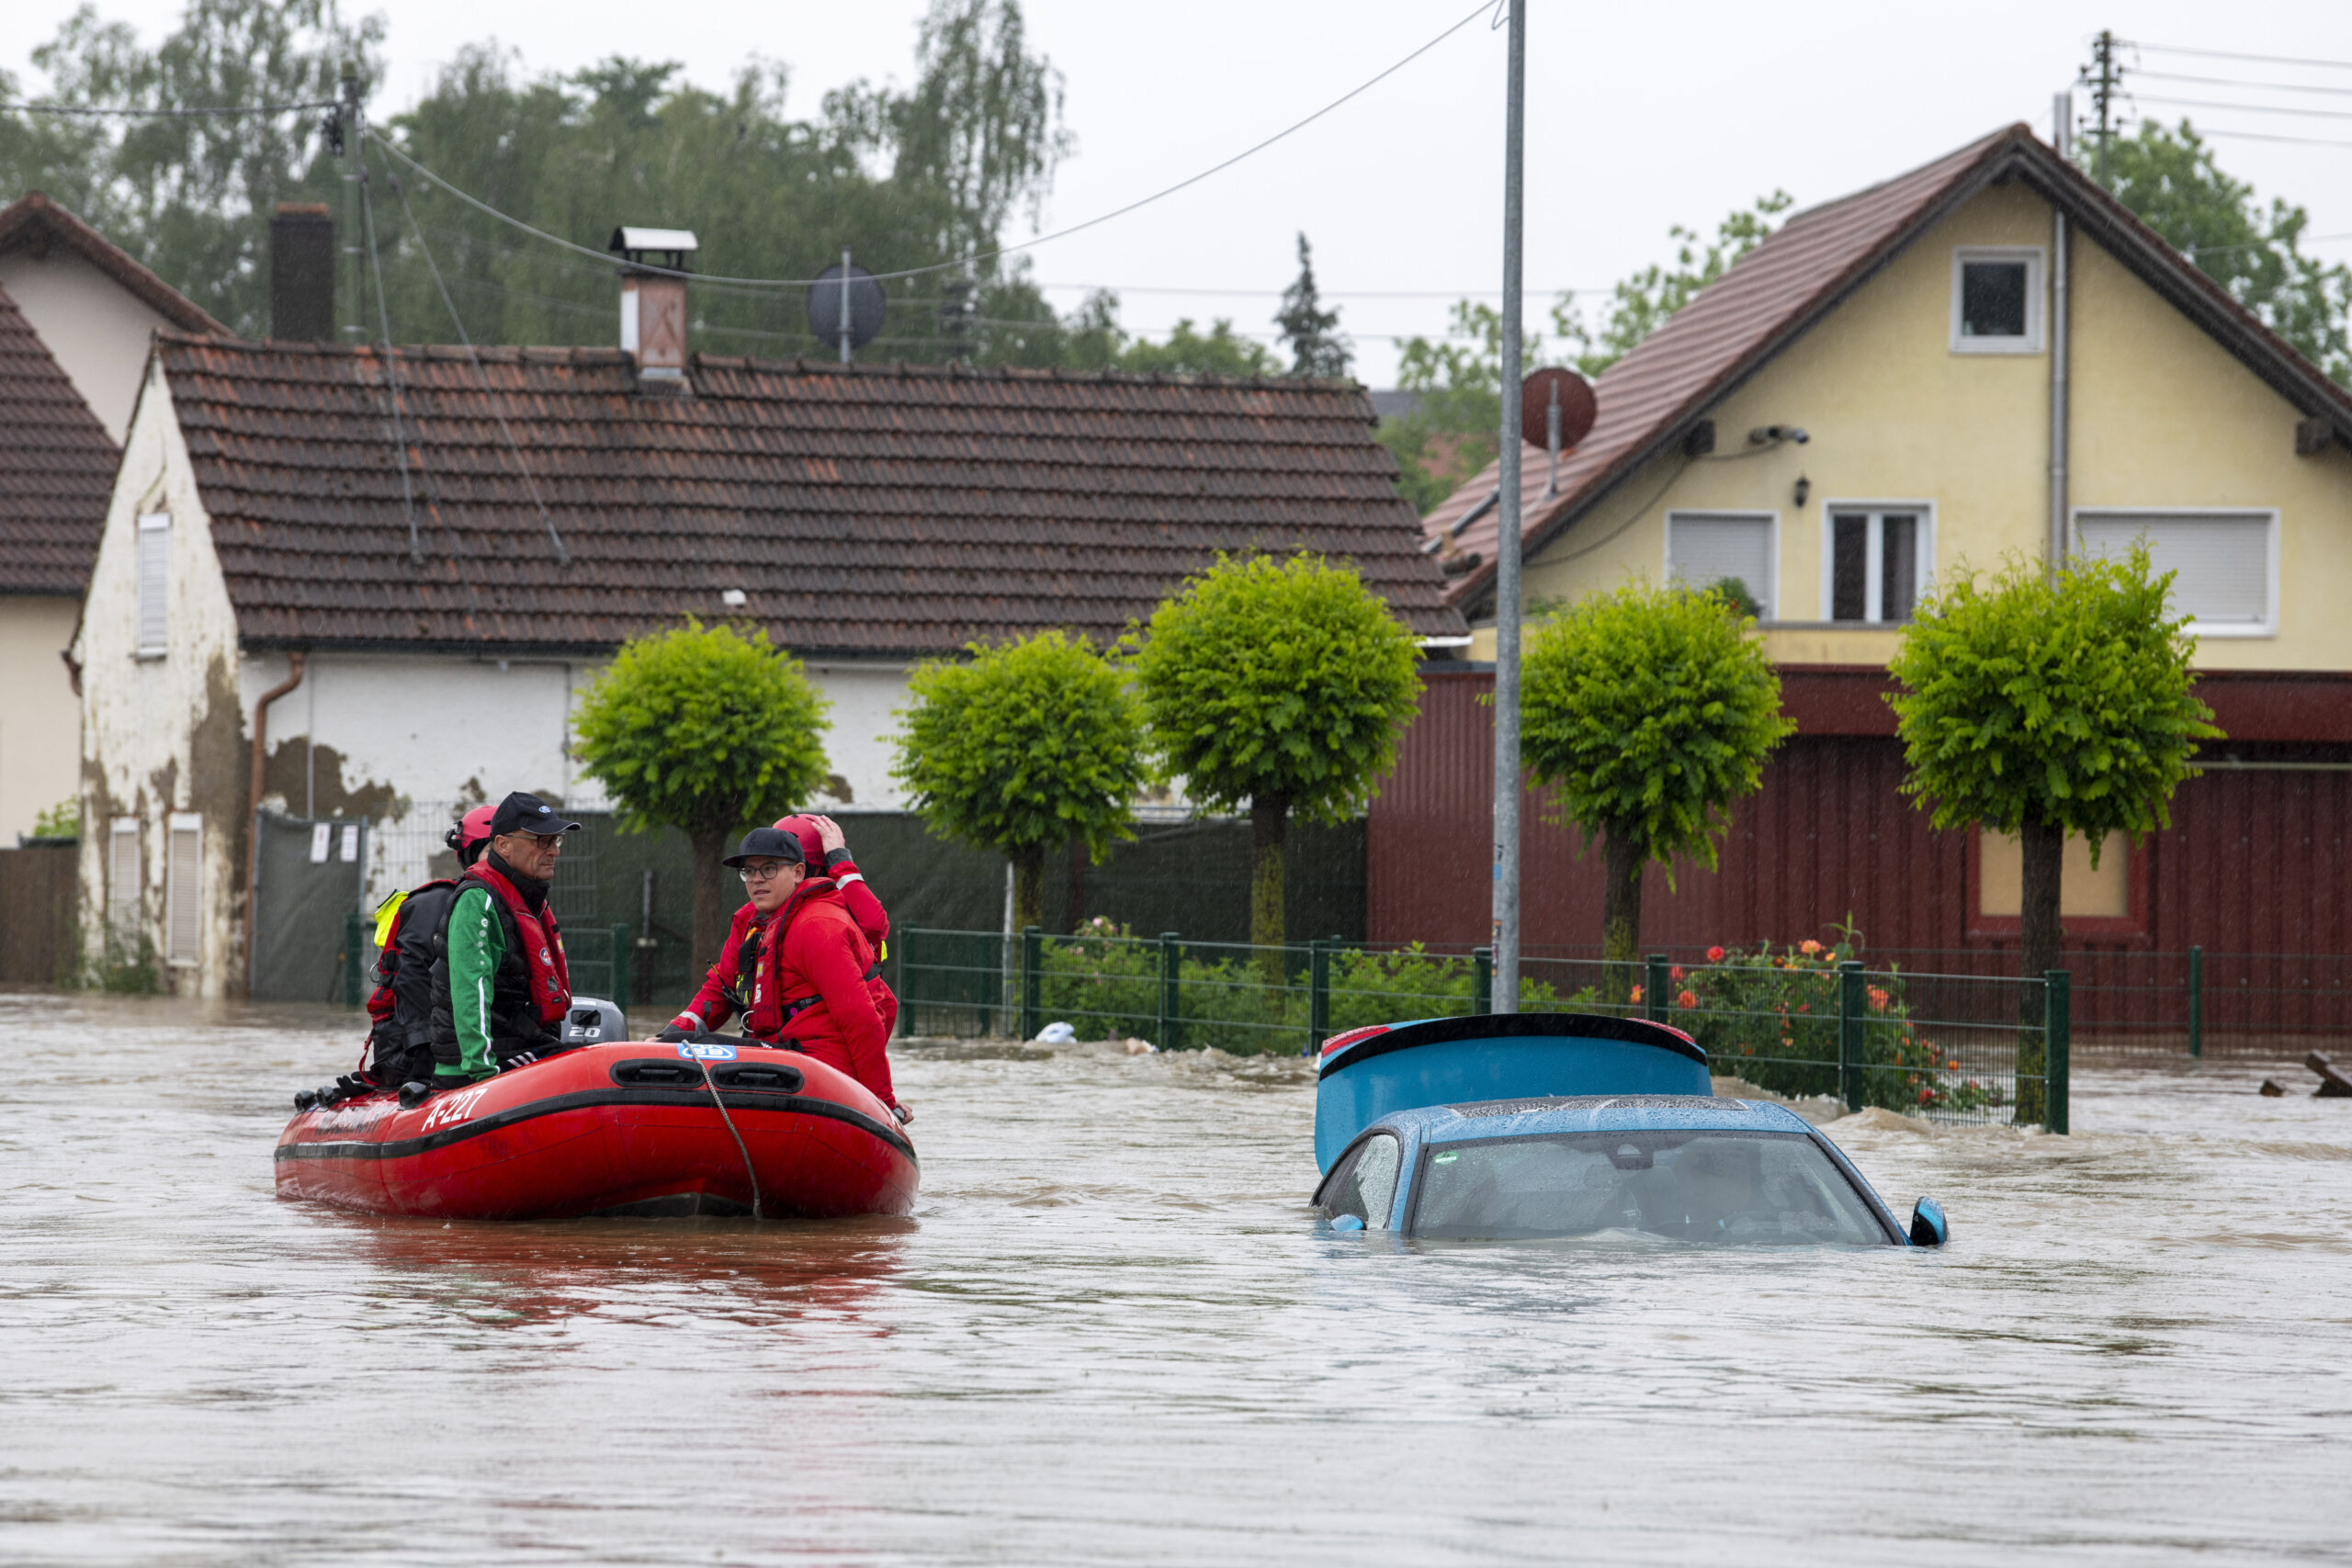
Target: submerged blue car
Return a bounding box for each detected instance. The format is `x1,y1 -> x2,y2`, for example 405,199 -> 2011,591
1312,1013 -> 1949,1247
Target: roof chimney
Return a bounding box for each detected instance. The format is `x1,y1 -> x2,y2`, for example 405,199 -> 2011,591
269,202 -> 334,342
609,226 -> 696,383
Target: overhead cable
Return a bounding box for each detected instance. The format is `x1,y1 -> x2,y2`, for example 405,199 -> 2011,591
3,97 -> 339,117
2121,39 -> 2352,72
2132,68 -> 2352,98
2135,94 -> 2352,122
360,0 -> 1497,289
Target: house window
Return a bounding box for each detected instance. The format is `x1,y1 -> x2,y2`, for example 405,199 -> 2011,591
136,512 -> 170,658
2074,510 -> 2278,636
1951,248 -> 2044,354
108,817 -> 141,934
166,814 -> 202,965
1978,830 -> 2130,919
1825,506 -> 1930,623
1666,511 -> 1776,616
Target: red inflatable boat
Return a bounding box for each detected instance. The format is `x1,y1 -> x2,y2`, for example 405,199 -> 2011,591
275,1039 -> 918,1220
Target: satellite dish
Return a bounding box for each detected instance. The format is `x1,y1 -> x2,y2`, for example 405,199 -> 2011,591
1521,367 -> 1597,452
808,261 -> 887,355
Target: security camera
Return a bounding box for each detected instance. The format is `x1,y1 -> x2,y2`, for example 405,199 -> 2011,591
1747,424 -> 1811,446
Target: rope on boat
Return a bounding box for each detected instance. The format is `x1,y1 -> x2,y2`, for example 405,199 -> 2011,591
690,1053 -> 764,1221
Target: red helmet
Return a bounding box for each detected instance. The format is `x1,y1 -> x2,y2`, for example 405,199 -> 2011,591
446,804 -> 497,865
774,815 -> 825,869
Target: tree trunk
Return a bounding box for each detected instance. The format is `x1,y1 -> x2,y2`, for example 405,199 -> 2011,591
688,823 -> 733,983
2015,816 -> 2064,1124
1012,843 -> 1046,933
1250,793 -> 1289,987
1066,832 -> 1087,934
1602,821 -> 1645,1003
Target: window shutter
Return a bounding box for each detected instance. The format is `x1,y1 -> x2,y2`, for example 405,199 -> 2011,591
166,816 -> 202,964
136,513 -> 170,655
108,818 -> 141,933
2075,513 -> 2270,626
1666,513 -> 1774,615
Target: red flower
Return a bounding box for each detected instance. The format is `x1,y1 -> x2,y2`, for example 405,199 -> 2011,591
1629,984 -> 1644,1004
1669,964 -> 1687,983
1706,945 -> 1726,963
1867,987 -> 1891,1012
1677,988 -> 1698,1010
1917,1087 -> 1935,1105
1799,939 -> 1823,956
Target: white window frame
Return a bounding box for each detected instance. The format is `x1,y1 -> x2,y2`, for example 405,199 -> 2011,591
1663,509 -> 1780,618
1951,247 -> 2045,355
107,816 -> 141,934
1819,501 -> 1937,625
165,813 -> 202,966
2070,505 -> 2280,637
135,511 -> 171,659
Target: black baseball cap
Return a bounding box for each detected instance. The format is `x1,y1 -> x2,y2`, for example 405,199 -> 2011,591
489,791 -> 582,839
721,826 -> 806,868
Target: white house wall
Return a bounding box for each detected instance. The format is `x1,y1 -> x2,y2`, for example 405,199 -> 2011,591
0,249 -> 175,444
0,595 -> 82,840
76,357 -> 246,997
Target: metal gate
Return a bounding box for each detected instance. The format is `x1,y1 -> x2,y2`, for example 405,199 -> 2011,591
252,811 -> 369,1002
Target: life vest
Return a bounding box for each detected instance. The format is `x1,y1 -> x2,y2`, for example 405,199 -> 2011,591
426,861 -> 571,1065
364,878 -> 458,1082
744,880 -> 879,1039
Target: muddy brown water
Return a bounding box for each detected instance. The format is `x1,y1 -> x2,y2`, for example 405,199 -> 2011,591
4,992 -> 2350,1565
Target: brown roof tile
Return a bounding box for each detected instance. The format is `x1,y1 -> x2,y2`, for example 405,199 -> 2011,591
0,280 -> 119,595
157,337 -> 1465,654
1426,123 -> 2352,612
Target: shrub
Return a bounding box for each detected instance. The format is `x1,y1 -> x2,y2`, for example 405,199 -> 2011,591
1668,933 -> 1998,1113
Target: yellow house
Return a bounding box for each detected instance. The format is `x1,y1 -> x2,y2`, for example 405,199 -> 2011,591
1380,123 -> 2352,963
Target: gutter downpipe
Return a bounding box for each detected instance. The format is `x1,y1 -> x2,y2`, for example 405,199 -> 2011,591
2049,202 -> 2071,578
243,649 -> 307,997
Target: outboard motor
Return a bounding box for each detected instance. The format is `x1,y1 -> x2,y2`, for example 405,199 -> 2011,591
561,997 -> 628,1047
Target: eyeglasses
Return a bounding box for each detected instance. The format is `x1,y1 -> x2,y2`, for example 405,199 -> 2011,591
738,862 -> 791,883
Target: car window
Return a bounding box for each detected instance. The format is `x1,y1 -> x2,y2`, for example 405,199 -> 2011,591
1319,1134 -> 1402,1227
1409,1131 -> 1890,1245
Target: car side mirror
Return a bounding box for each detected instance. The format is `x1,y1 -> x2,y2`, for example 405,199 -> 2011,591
1909,1196 -> 1949,1247
1329,1214 -> 1366,1233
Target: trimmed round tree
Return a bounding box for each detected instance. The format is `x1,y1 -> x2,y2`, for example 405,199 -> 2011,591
892,630 -> 1148,932
572,621 -> 831,975
1132,553 -> 1423,978
1521,582 -> 1793,976
1887,545 -> 2219,1120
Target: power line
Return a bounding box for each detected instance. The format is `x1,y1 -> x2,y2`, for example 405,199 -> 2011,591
2136,94 -> 2352,122
361,0 -> 1496,290
2132,68 -> 2352,99
2,97 -> 338,117
2123,39 -> 2352,73
2174,123 -> 2352,150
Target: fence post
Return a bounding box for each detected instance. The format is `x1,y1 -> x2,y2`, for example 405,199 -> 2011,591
344,910 -> 365,1007
1158,931 -> 1182,1053
610,923 -> 632,1013
1473,946 -> 1493,1017
1838,960 -> 1865,1113
1020,925 -> 1042,1043
1645,954 -> 1668,1023
2188,944 -> 2203,1059
2045,968 -> 2071,1134
1307,940 -> 1326,1062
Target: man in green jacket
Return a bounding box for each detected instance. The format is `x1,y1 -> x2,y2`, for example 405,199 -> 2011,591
428,792 -> 580,1089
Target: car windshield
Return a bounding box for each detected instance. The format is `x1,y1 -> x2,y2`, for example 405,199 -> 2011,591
1408,1130 -> 1892,1246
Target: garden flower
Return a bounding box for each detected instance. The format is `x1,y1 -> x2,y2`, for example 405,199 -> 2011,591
1799,939 -> 1823,955
1867,987 -> 1890,1011
1628,985 -> 1643,1004
1669,964 -> 1686,983
1706,945 -> 1726,963
1677,989 -> 1697,1010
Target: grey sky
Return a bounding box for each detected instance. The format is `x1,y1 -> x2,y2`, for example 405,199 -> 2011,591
7,1 -> 2350,384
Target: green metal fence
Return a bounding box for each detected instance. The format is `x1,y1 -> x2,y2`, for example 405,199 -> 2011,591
897,927 -> 2069,1131
344,919 -> 639,1016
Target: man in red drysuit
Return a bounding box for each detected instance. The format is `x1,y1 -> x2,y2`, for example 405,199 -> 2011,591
667,812 -> 896,1039
661,827 -> 905,1121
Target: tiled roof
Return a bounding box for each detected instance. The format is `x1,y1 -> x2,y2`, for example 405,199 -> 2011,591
156,336 -> 1465,654
1426,123 -> 2352,612
0,280 -> 119,596
0,191 -> 227,335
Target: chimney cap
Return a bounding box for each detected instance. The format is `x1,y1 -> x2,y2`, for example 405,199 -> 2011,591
610,226 -> 698,265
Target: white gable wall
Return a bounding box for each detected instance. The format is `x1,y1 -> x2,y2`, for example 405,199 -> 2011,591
0,247 -> 176,444
77,356 -> 246,997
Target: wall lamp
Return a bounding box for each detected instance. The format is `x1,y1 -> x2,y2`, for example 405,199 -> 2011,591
1793,475 -> 1811,507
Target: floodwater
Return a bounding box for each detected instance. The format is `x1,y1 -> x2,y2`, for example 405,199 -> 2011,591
4,994 -> 2351,1566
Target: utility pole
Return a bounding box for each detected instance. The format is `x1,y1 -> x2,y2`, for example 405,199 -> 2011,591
1490,0 -> 1527,1013
339,62 -> 363,341
2081,29 -> 2120,186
